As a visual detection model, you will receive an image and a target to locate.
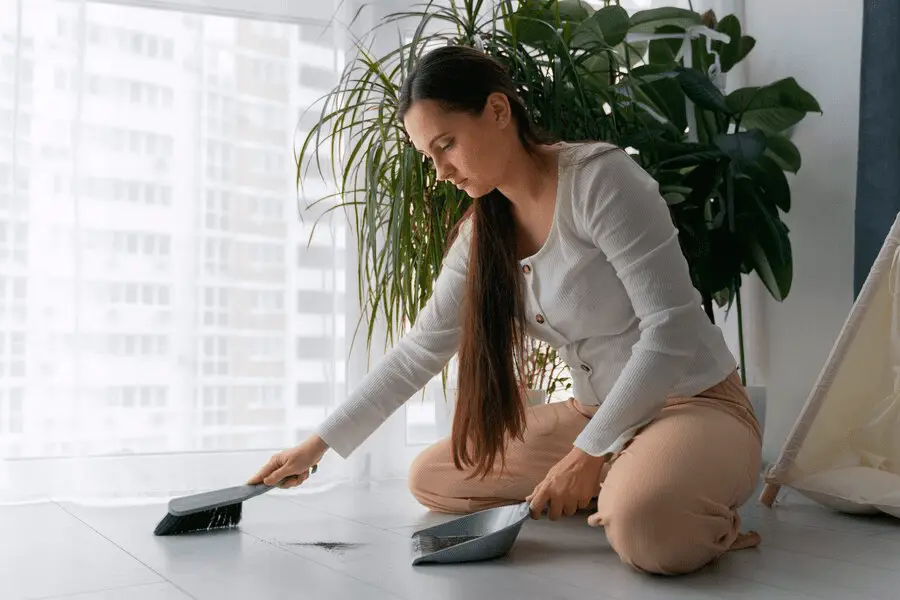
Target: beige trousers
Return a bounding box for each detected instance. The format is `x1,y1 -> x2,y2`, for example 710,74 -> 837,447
408,371 -> 763,575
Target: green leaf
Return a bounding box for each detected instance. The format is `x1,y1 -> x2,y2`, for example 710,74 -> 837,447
741,155 -> 792,212
556,0 -> 594,22
731,176 -> 792,300
571,5 -> 630,49
510,0 -> 588,47
759,155 -> 792,212
512,0 -> 593,43
683,159 -> 726,204
673,67 -> 731,114
661,185 -> 694,195
622,64 -> 686,129
673,194 -> 743,298
732,36 -> 756,71
764,132 -> 802,173
653,147 -> 723,169
726,77 -> 822,132
509,14 -> 562,47
743,107 -> 806,133
593,5 -> 629,46
712,15 -> 756,72
629,7 -> 702,33
745,191 -> 793,301
647,24 -> 685,64
663,192 -> 686,206
713,129 -> 767,165
579,53 -> 613,81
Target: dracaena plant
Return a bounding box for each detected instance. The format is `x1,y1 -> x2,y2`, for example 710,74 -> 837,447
296,0 -> 820,390
296,0 -> 632,394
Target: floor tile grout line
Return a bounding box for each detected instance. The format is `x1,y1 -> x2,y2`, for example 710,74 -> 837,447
29,580 -> 181,600
237,528 -> 412,600
751,507 -> 900,537
501,565 -> 624,600
721,571 -> 843,600
265,493 -> 425,534
508,552 -> 824,600
739,541 -> 900,576
738,522 -> 900,573
277,494 -> 429,534
50,501 -> 200,600
253,493 -> 445,547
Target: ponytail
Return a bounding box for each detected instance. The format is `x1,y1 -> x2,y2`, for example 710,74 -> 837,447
451,190 -> 528,478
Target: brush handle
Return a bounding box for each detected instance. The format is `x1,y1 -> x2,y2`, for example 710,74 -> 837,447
167,463 -> 318,516
277,462 -> 318,486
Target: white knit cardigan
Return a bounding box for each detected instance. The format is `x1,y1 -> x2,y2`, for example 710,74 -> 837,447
317,141 -> 737,458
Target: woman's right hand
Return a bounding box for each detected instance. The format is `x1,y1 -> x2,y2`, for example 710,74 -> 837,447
247,435 -> 329,489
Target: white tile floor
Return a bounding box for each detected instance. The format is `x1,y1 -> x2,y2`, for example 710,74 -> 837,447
4,476 -> 900,600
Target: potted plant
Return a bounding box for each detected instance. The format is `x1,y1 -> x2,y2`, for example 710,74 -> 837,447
617,8 -> 819,382
611,7 -> 821,427
296,1 -> 820,417
522,337 -> 573,404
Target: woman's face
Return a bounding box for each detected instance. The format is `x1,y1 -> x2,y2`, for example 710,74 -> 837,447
403,93 -> 514,198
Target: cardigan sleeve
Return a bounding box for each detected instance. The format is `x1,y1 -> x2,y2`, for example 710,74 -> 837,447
571,148 -> 708,457
315,220 -> 472,458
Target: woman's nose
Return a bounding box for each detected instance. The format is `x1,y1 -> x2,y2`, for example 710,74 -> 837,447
434,159 -> 455,182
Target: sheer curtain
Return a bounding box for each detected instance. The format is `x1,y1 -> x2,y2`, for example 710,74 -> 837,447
0,0 -> 437,504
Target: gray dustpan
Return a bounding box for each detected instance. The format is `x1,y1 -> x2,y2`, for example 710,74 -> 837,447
410,501 -> 532,565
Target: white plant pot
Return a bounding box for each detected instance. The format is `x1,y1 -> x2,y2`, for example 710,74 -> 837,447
434,387 -> 456,439
434,387 -> 547,438
747,385 -> 767,438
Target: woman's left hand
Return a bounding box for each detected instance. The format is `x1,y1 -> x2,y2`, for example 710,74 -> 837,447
526,447 -> 607,520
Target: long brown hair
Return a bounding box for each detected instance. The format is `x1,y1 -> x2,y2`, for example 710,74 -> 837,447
398,46 -> 556,478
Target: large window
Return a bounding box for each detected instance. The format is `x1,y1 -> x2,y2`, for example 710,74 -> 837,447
0,0 -> 378,501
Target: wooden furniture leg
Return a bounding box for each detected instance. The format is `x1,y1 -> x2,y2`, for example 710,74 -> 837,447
759,482 -> 781,507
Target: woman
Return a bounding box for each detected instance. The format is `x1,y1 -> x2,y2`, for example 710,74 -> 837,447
248,45 -> 763,576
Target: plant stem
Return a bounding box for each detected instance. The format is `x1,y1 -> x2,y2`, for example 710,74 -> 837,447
736,279 -> 747,386
702,292 -> 715,324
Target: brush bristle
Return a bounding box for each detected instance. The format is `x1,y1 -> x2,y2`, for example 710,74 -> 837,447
153,503 -> 243,536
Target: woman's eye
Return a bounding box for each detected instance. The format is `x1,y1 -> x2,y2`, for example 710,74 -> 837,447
440,140 -> 453,152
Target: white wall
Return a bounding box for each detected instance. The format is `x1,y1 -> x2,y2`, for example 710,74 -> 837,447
739,0 -> 863,462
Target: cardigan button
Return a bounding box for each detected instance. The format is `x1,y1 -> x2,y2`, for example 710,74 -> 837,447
580,363 -> 592,373
535,314 -> 545,324
522,264 -> 531,274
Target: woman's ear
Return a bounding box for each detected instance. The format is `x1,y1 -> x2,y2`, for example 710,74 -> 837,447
484,92 -> 512,129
